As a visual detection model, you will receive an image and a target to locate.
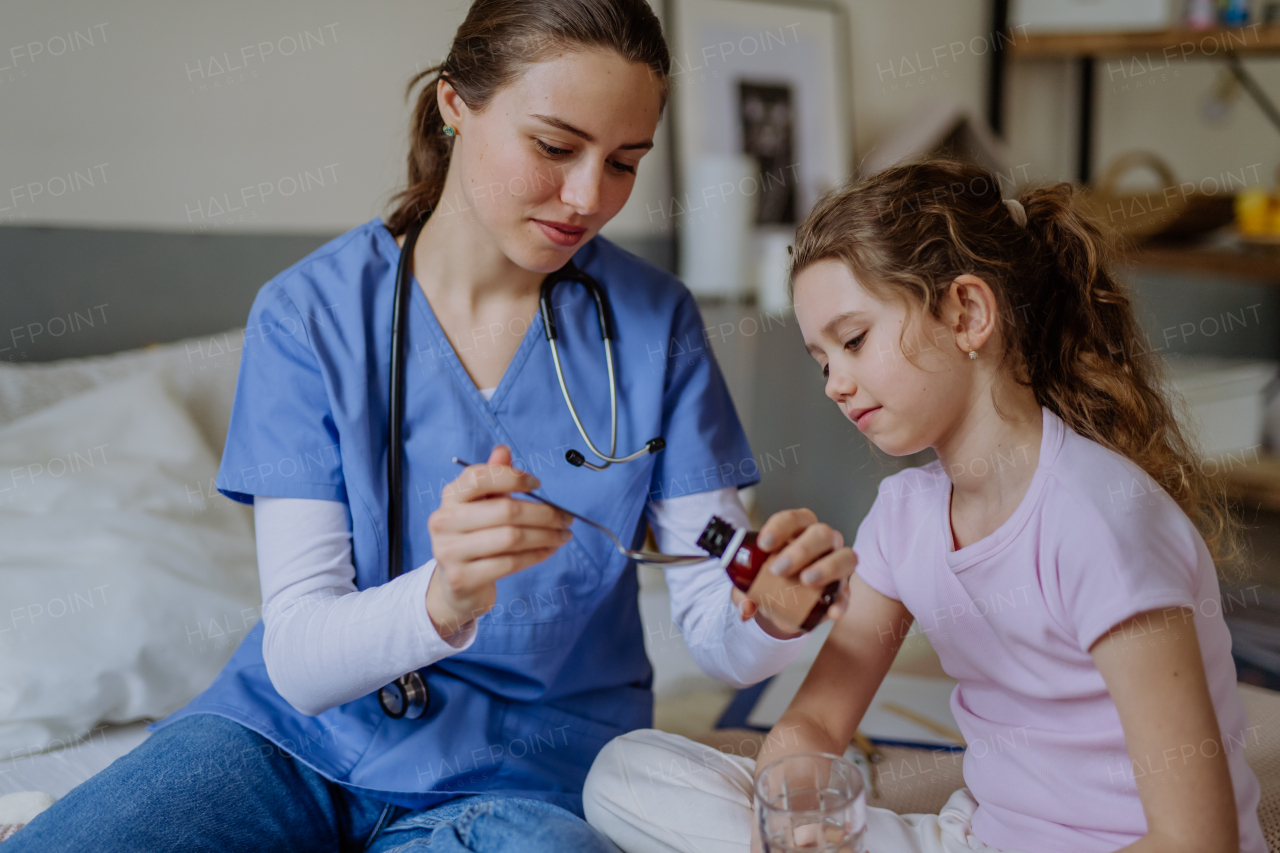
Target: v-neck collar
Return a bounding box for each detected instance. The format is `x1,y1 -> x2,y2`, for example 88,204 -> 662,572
941,407 -> 1061,571
373,219 -> 545,415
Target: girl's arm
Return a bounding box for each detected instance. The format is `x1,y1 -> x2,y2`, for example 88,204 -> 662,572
1091,607 -> 1238,853
754,574 -> 912,773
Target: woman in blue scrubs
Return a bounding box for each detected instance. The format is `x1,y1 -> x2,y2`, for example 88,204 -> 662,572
8,0 -> 857,850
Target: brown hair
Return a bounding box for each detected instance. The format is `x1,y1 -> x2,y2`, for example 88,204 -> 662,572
791,159 -> 1245,576
384,0 -> 670,237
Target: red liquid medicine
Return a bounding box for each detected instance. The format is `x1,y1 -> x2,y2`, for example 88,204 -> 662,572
696,515 -> 838,633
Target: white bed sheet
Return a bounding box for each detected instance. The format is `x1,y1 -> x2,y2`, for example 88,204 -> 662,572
0,721 -> 151,800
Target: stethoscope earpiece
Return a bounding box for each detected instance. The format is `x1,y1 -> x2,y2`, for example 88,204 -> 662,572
565,437 -> 664,471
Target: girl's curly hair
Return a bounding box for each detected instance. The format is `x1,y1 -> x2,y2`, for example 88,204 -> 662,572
791,159 -> 1244,578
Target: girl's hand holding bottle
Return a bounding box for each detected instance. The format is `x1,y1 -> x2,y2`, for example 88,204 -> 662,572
712,508 -> 857,638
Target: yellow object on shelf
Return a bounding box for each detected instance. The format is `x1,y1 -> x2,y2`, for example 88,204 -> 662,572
1237,188 -> 1275,237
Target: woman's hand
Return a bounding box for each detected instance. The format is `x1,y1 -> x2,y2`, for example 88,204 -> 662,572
731,508 -> 857,638
425,445 -> 573,638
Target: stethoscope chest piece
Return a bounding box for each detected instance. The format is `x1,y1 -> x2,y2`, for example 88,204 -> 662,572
378,671 -> 429,720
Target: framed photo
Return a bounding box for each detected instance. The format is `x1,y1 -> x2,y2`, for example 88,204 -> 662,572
664,0 -> 852,298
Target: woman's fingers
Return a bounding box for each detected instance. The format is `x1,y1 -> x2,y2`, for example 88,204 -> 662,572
444,457 -> 539,504
447,546 -> 564,591
426,447 -> 575,627
756,508 -> 818,552
429,545 -> 563,631
431,496 -> 571,536
434,524 -> 572,565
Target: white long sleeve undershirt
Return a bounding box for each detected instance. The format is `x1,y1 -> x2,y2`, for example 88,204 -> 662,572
255,462 -> 809,714
643,493 -> 812,690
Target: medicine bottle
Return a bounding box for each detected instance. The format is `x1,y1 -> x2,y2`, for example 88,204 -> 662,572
696,515 -> 839,633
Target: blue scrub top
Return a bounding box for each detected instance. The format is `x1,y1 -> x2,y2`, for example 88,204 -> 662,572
146,218 -> 758,815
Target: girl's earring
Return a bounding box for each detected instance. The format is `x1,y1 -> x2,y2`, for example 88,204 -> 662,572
443,125 -> 457,137
968,350 -> 977,360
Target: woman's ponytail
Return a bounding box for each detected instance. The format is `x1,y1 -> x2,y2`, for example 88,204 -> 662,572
384,65 -> 454,236
792,160 -> 1245,577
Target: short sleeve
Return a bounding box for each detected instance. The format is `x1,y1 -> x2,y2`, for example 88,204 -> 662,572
851,496 -> 900,601
216,284 -> 345,505
647,292 -> 757,502
1052,494 -> 1200,652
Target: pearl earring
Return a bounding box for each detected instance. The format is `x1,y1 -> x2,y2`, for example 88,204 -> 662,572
968,350 -> 977,360
443,125 -> 456,137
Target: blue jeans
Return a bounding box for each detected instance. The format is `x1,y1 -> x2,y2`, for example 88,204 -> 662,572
6,714 -> 622,852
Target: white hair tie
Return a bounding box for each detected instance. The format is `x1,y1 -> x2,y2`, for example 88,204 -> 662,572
1004,197 -> 1027,228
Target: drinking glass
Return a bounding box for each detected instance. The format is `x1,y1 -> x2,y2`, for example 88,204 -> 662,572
754,752 -> 867,853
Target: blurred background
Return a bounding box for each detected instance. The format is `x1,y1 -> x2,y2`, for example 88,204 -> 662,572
6,0 -> 1280,768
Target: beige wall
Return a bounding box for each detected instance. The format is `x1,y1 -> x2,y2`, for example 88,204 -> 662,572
840,0 -> 1280,192
844,0 -> 992,164
3,0 -> 1276,238
0,0 -> 673,237
0,0 -> 452,232
1086,52 -> 1280,192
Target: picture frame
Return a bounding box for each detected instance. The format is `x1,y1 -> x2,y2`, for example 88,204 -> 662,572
663,0 -> 853,300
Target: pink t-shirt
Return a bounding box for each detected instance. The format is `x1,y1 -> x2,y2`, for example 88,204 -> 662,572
854,407 -> 1263,853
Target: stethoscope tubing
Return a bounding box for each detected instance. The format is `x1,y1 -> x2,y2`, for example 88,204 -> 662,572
546,335 -> 650,469
387,213 -> 428,582
540,264 -> 660,470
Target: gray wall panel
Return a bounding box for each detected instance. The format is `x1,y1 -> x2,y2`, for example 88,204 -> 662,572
0,226 -> 338,363
0,226 -> 676,364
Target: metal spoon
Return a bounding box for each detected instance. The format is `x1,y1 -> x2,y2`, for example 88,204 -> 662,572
451,457 -> 708,566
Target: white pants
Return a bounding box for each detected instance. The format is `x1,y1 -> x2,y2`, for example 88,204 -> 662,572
583,729 -> 1022,853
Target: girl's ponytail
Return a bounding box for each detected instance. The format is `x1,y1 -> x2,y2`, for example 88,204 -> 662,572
1017,183 -> 1243,575
792,160 -> 1245,577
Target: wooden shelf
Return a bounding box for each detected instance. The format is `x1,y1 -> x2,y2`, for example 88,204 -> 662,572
1120,244 -> 1280,286
1010,24 -> 1280,58
1223,452 -> 1280,513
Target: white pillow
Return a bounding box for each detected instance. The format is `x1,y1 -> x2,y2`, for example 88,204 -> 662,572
0,369 -> 259,757
0,327 -> 245,458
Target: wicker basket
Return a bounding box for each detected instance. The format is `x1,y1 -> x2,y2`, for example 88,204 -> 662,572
1078,150 -> 1235,242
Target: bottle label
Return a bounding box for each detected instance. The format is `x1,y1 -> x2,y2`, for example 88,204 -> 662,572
746,557 -> 825,634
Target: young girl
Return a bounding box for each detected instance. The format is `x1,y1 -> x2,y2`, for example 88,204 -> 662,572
583,160 -> 1264,853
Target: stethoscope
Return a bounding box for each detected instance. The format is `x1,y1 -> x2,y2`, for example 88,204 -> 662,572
376,210 -> 666,720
